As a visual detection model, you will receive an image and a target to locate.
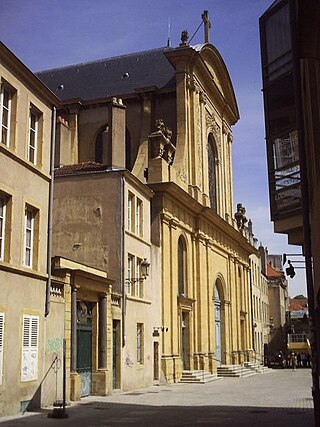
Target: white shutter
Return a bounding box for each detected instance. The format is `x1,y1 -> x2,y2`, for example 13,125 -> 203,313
0,313 -> 4,385
21,315 -> 39,381
29,316 -> 39,381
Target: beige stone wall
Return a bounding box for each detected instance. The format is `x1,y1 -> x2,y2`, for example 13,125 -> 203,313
52,173 -> 122,286
251,253 -> 270,363
0,50 -> 55,416
150,188 -> 254,382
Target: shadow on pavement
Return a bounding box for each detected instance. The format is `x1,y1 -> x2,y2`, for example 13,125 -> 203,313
0,400 -> 314,427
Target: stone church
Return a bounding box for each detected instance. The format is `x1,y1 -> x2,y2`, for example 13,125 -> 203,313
37,14 -> 257,397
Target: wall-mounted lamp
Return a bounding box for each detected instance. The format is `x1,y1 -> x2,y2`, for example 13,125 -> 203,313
125,258 -> 150,284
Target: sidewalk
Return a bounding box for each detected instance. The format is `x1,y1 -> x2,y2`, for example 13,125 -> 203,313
0,369 -> 314,426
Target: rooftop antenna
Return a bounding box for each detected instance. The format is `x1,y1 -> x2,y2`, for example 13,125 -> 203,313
167,17 -> 171,47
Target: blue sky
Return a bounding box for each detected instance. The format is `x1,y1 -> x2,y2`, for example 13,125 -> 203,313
0,0 -> 306,296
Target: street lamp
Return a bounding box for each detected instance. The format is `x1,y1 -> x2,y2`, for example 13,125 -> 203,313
125,258 -> 150,285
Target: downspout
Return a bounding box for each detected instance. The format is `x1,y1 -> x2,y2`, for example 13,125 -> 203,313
45,106 -> 56,317
120,173 -> 126,346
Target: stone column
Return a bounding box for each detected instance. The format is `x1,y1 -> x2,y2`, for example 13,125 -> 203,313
98,293 -> 107,369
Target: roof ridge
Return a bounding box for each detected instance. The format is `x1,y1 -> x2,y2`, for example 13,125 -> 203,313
36,46 -> 172,74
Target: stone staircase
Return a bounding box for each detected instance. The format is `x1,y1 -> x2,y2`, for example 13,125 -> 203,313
180,370 -> 221,384
244,361 -> 272,373
217,364 -> 258,378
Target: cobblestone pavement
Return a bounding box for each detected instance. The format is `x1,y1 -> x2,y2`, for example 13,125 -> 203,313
0,369 -> 315,427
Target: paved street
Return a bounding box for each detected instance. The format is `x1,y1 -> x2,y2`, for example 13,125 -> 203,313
0,369 -> 314,427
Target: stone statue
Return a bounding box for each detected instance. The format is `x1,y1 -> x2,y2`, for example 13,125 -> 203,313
180,30 -> 189,46
234,203 -> 248,229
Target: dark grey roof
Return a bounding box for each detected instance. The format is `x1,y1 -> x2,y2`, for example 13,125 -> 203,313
36,47 -> 176,102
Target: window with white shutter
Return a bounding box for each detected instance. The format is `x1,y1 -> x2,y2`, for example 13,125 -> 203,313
21,315 -> 39,382
0,313 -> 4,385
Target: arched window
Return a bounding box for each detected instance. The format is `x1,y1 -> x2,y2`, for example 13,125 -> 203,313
208,133 -> 218,211
178,236 -> 187,296
95,125 -> 109,164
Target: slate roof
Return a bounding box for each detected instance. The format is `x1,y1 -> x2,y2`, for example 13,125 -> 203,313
36,47 -> 176,102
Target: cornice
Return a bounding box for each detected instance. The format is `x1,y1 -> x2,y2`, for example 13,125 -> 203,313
148,181 -> 258,256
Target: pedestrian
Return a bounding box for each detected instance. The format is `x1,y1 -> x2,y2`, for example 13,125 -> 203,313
306,353 -> 311,367
292,352 -> 297,371
301,352 -> 307,368
297,352 -> 301,367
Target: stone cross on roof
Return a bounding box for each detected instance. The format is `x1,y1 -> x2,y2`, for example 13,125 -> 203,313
202,10 -> 211,43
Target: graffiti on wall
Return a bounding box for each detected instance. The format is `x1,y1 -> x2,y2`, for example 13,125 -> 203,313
124,353 -> 134,367
47,337 -> 63,353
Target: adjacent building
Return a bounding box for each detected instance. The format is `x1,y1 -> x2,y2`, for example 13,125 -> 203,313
0,42 -> 58,415
260,0 -> 320,419
250,250 -> 270,364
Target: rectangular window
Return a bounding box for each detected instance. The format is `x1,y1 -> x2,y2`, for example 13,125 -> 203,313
127,254 -> 134,295
137,323 -> 144,364
28,107 -> 38,164
0,196 -> 6,261
24,206 -> 35,268
0,86 -> 11,146
0,313 -> 4,385
135,258 -> 142,298
136,198 -> 143,237
127,192 -> 134,232
21,315 -> 39,382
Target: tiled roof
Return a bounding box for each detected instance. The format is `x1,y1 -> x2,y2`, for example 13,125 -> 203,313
54,161 -> 113,176
267,263 -> 284,278
288,298 -> 308,311
36,47 -> 176,101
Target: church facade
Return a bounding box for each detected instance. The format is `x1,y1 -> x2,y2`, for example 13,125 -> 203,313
37,28 -> 257,391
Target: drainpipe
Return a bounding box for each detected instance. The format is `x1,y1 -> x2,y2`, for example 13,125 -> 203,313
45,106 -> 56,317
120,173 -> 126,347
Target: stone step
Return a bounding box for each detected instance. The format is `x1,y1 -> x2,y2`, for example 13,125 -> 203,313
180,370 -> 221,384
244,362 -> 272,373
217,364 -> 257,378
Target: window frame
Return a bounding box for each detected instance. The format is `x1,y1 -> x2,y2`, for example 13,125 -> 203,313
0,85 -> 11,147
178,236 -> 187,296
136,198 -> 143,237
136,323 -> 144,364
0,312 -> 4,385
24,206 -> 35,268
127,254 -> 134,295
135,257 -> 143,298
28,106 -> 39,164
21,314 -> 39,382
127,192 -> 135,233
0,195 -> 6,261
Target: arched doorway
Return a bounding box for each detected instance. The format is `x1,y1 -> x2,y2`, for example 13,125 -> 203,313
214,285 -> 222,365
214,279 -> 226,366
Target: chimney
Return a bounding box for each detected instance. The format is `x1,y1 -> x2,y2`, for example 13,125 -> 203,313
258,244 -> 267,275
105,98 -> 126,168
